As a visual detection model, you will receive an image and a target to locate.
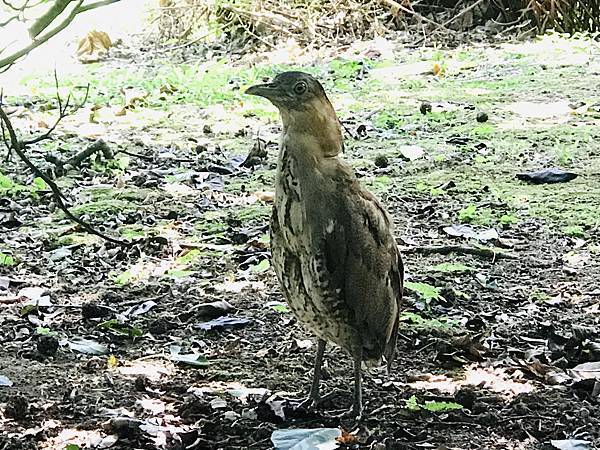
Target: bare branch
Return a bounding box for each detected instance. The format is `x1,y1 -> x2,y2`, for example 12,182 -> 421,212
0,104 -> 131,246
28,0 -> 74,38
0,0 -> 121,71
0,15 -> 19,27
23,74 -> 90,146
0,0 -> 83,69
77,0 -> 120,14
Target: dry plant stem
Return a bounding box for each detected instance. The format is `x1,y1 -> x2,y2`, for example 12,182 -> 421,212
379,0 -> 453,33
400,245 -> 518,260
440,0 -> 487,28
0,107 -> 130,247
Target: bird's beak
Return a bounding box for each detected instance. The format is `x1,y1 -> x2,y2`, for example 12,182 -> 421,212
245,82 -> 282,100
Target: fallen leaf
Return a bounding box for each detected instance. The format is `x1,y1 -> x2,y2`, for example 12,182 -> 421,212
196,316 -> 252,331
191,300 -> 234,319
550,440 -> 591,450
169,346 -> 209,367
398,145 -> 425,161
443,224 -> 499,242
66,338 -> 108,355
271,428 -> 341,450
516,168 -> 578,184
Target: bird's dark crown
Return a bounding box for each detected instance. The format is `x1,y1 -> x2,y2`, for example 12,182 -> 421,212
245,71 -> 327,109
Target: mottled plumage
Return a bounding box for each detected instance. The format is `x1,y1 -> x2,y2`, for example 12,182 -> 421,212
246,72 -> 403,417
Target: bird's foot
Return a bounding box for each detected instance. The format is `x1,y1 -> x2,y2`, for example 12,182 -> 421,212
293,389 -> 341,411
322,405 -> 363,423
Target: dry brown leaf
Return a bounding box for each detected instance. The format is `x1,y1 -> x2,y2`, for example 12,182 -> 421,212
254,191 -> 275,202
336,429 -> 358,445
77,30 -> 112,58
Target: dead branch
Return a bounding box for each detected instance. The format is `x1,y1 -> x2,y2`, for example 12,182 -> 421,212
439,0 -> 487,29
400,244 -> 518,260
28,0 -> 73,38
0,104 -> 130,247
379,0 -> 454,33
0,0 -> 121,71
46,139 -> 113,171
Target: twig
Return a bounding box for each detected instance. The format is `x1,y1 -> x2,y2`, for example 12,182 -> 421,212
440,0 -> 486,29
46,139 -> 113,170
400,245 -> 518,260
0,106 -> 131,247
497,414 -> 554,423
23,72 -> 90,147
379,0 -> 454,33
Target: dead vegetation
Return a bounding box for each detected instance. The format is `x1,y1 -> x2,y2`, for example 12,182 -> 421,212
153,0 -> 600,49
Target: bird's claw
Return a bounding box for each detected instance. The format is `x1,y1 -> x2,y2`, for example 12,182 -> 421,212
293,389 -> 341,411
324,405 -> 363,422
296,396 -> 320,410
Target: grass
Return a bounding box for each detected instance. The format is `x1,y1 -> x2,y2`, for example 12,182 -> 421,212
6,32 -> 599,257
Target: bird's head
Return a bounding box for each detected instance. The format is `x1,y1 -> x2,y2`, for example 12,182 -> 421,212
245,71 -> 343,157
245,71 -> 326,111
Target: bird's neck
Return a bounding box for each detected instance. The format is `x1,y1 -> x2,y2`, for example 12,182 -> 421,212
279,98 -> 343,161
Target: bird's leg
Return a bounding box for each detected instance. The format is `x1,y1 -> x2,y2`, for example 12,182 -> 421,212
351,350 -> 363,418
323,348 -> 363,420
299,338 -> 326,408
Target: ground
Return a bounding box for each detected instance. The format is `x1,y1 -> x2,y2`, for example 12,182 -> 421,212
0,31 -> 599,450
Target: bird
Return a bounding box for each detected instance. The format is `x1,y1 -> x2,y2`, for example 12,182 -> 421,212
245,71 -> 403,418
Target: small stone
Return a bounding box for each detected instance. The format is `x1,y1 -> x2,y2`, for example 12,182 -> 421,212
476,111 -> 489,122
37,335 -> 59,356
82,302 -> 111,319
420,102 -> 432,115
5,394 -> 28,420
195,144 -> 208,153
202,124 -> 212,134
374,155 -> 389,168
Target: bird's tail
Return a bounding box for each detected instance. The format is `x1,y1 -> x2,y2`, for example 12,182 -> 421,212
384,317 -> 400,373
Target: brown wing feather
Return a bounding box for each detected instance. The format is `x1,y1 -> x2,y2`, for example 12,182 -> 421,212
319,173 -> 403,366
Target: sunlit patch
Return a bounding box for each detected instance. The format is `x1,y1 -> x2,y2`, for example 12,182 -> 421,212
40,425 -> 114,450
138,397 -> 167,414
501,33 -> 592,67
117,359 -> 173,382
504,100 -> 572,119
187,380 -> 271,403
163,182 -> 197,196
409,364 -> 536,399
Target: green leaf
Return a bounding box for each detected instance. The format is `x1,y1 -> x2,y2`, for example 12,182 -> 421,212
99,319 -> 143,338
169,346 -> 210,367
250,259 -> 270,273
31,177 -> 48,191
404,282 -> 441,302
499,214 -> 519,225
405,395 -> 420,411
114,270 -> 134,285
166,269 -> 194,278
458,204 -> 477,223
404,395 -> 462,412
422,401 -> 463,412
36,327 -> 58,336
0,172 -> 15,189
271,304 -> 289,313
0,253 -> 16,266
65,444 -> 81,450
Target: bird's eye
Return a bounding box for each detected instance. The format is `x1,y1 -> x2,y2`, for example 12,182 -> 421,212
293,81 -> 307,95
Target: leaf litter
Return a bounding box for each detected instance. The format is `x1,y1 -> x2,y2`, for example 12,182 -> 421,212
0,30 -> 599,450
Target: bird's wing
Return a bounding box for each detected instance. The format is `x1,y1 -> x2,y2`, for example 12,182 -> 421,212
316,175 -> 403,366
